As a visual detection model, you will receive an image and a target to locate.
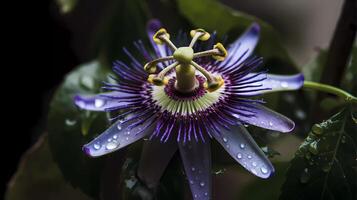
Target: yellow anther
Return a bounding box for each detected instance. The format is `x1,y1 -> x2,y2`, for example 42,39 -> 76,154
190,29 -> 210,41
212,43 -> 228,61
144,63 -> 157,74
203,75 -> 224,92
147,74 -> 168,86
153,28 -> 170,45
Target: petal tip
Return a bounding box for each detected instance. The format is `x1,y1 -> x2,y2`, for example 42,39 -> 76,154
82,145 -> 94,157
73,95 -> 85,109
250,22 -> 260,34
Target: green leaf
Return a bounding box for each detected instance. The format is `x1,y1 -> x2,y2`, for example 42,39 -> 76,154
176,0 -> 298,73
47,61 -> 110,198
5,134 -> 93,200
55,0 -> 78,14
279,106 -> 357,200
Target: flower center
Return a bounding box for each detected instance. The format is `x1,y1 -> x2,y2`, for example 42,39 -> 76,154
144,28 -> 228,94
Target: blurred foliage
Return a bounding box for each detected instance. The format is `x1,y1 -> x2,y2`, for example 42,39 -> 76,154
5,134 -> 93,200
280,106 -> 357,200
177,0 -> 298,74
47,61 -> 110,198
56,0 -> 78,13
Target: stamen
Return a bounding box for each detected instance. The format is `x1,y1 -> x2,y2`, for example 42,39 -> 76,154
153,28 -> 177,50
144,56 -> 175,73
189,29 -> 210,47
191,61 -> 224,92
146,27 -> 227,93
147,62 -> 179,86
157,62 -> 179,79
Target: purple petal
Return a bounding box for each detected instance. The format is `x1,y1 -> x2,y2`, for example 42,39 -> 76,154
137,137 -> 177,189
178,140 -> 211,200
213,124 -> 274,178
235,73 -> 304,96
232,102 -> 295,133
74,91 -> 136,111
219,23 -> 260,68
83,115 -> 156,157
147,19 -> 169,59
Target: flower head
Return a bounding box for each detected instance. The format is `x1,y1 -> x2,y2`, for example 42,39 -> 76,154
74,19 -> 304,199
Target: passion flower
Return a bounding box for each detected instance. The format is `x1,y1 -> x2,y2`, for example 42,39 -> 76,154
74,19 -> 304,200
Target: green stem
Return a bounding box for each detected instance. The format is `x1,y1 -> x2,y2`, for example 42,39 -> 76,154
303,81 -> 357,103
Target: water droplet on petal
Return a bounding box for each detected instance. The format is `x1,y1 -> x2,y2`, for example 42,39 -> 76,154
261,167 -> 268,174
93,143 -> 101,150
237,153 -> 242,159
200,182 -> 205,187
281,81 -> 288,88
247,155 -> 252,159
204,192 -> 208,196
107,138 -> 112,142
191,167 -> 196,172
113,134 -> 118,139
252,162 -> 257,167
240,143 -> 245,149
189,180 -> 194,185
223,137 -> 228,143
106,142 -> 118,150
269,121 -> 273,126
117,124 -> 122,130
94,99 -> 105,108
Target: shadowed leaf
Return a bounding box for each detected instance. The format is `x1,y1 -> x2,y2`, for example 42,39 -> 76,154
5,134 -> 93,200
279,106 -> 357,200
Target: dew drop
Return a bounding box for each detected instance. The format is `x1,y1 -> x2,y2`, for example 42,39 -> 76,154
191,167 -> 196,172
247,155 -> 252,159
117,124 -> 122,130
269,121 -> 273,126
223,137 -> 228,143
236,153 -> 242,159
93,143 -> 101,150
125,137 -> 129,141
106,142 -> 118,150
240,143 -> 245,149
300,168 -> 310,183
261,167 -> 268,174
200,182 -> 205,187
94,99 -> 105,108
189,180 -> 194,185
204,192 -> 208,196
252,162 -> 257,167
113,134 -> 118,139
65,119 -> 77,126
281,81 -> 289,88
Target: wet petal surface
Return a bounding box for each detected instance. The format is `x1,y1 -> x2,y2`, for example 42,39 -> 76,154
83,115 -> 156,157
232,102 -> 295,133
213,124 -> 274,178
178,140 -> 211,200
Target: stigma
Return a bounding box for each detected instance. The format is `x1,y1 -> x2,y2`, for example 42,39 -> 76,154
144,28 -> 228,93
